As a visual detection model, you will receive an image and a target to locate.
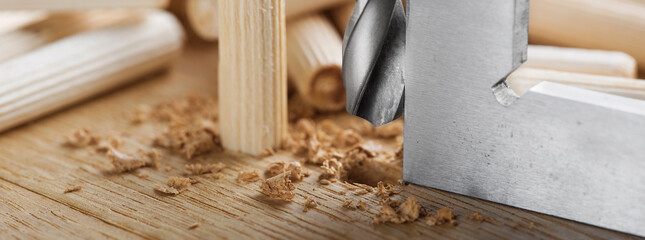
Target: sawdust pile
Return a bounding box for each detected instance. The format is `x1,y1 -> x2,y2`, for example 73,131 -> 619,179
424,207 -> 458,227
237,170 -> 261,183
260,171 -> 296,201
373,197 -> 421,224
154,176 -> 197,195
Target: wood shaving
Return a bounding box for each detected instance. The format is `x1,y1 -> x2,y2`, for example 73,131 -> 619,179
188,223 -> 200,230
260,171 -> 296,201
184,162 -> 226,175
425,207 -> 458,227
375,181 -> 399,198
466,212 -> 490,223
319,179 -> 331,185
303,196 -> 318,212
318,158 -> 342,183
65,128 -> 95,147
64,185 -> 82,193
373,197 -> 420,224
237,170 -> 261,183
332,129 -> 362,148
318,120 -> 341,136
356,200 -> 368,211
342,198 -> 356,210
265,161 -> 309,182
259,148 -> 276,158
107,149 -> 148,173
137,148 -> 162,169
154,176 -> 194,195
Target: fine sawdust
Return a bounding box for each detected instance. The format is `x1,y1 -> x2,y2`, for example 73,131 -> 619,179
373,197 -> 421,224
264,161 -> 310,182
303,196 -> 318,212
154,176 -> 196,195
64,185 -> 82,193
425,207 -> 458,227
184,162 -> 226,175
65,128 -> 95,147
237,170 -> 261,183
260,171 -> 296,201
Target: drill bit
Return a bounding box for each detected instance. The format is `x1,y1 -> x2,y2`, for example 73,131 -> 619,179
342,0 -> 405,126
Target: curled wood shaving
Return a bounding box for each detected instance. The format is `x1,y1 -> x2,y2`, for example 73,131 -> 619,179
318,159 -> 342,184
237,170 -> 261,183
303,196 -> 318,212
65,128 -> 95,147
154,176 -> 195,195
375,181 -> 399,198
373,197 -> 421,224
265,161 -> 309,182
260,171 -> 296,201
64,185 -> 82,193
184,162 -> 226,175
425,207 -> 458,227
333,129 -> 362,148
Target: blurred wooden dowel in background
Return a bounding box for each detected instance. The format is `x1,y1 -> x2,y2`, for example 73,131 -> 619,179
530,0 -> 645,73
182,0 -> 351,41
0,11 -> 142,63
287,14 -> 345,111
218,0 -> 287,156
330,2 -> 354,35
0,11 -> 47,35
526,45 -> 638,79
508,68 -> 645,100
0,10 -> 183,133
0,0 -> 168,10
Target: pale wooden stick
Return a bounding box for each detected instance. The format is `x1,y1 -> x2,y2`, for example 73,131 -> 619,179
218,0 -> 287,155
0,10 -> 183,133
508,68 -> 645,100
0,0 -> 168,10
287,14 -> 344,111
330,2 -> 354,34
0,11 -> 142,63
185,0 -> 351,41
526,45 -> 638,79
0,11 -> 47,35
530,0 -> 645,72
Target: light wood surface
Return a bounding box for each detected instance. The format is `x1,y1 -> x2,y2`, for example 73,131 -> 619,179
287,14 -> 345,111
218,0 -> 287,155
0,43 -> 642,239
0,10 -> 183,133
0,0 -> 168,10
529,0 -> 645,73
0,10 -> 47,35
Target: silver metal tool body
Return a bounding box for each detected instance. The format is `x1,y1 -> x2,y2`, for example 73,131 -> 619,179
404,0 -> 645,236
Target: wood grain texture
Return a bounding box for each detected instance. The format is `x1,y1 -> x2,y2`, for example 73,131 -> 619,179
218,0 -> 287,155
287,14 -> 345,111
526,45 -> 638,79
0,0 -> 168,10
529,0 -> 645,72
0,43 -> 641,240
0,10 -> 183,133
0,10 -> 142,63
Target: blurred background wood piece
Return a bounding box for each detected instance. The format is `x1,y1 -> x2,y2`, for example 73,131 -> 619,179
0,11 -> 47,35
0,10 -> 183,133
218,0 -> 287,156
287,14 -> 345,111
181,0 -> 351,41
525,45 -> 638,79
529,0 -> 645,73
0,10 -> 142,63
508,68 -> 645,100
330,2 -> 354,35
0,0 -> 168,10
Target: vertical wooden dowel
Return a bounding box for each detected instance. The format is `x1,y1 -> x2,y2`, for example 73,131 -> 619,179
287,14 -> 345,111
219,0 -> 287,155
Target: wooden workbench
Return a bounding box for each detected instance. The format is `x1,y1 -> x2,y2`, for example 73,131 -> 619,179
0,42 -> 640,240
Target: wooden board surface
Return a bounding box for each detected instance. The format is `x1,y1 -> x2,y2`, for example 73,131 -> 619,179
0,42 -> 641,240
